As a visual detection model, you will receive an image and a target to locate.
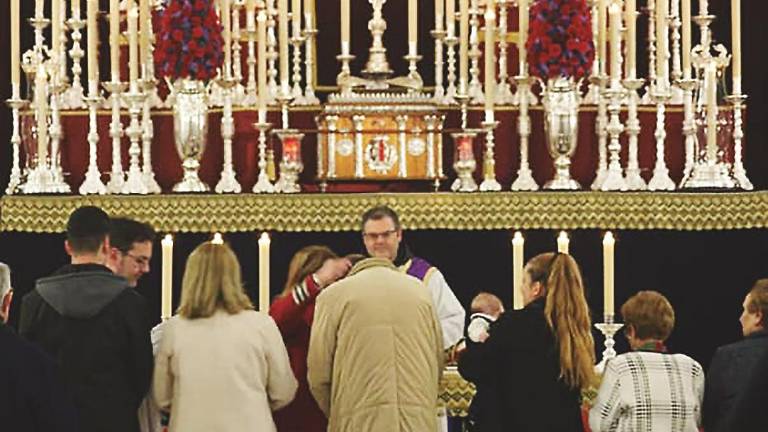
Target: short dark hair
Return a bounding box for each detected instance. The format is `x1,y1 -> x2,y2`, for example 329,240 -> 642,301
360,205 -> 401,231
747,279 -> 768,319
109,218 -> 156,253
66,206 -> 111,254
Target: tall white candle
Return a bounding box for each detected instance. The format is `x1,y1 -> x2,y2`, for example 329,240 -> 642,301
110,0 -> 120,81
626,0 -> 637,78
341,0 -> 350,49
731,0 -> 741,94
409,0 -> 418,45
258,232 -> 271,312
52,0 -> 62,62
681,0 -> 691,79
459,0 -> 469,93
435,0 -> 444,30
484,0 -> 495,121
598,0 -> 606,75
36,0 -> 44,19
557,231 -> 569,254
87,0 -> 98,85
304,0 -> 315,27
72,0 -> 81,18
609,2 -> 621,84
518,0 -> 527,74
602,231 -> 615,317
11,0 -> 20,96
512,231 -> 524,310
279,0 -> 289,93
128,6 -> 139,85
705,63 -> 717,152
656,0 -> 668,88
35,64 -> 49,166
446,0 -> 455,35
140,0 -> 149,69
161,234 -> 173,320
222,0 -> 232,77
257,6 -> 267,121
292,0 -> 301,36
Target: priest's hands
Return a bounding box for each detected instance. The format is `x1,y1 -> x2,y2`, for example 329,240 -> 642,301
314,258 -> 352,288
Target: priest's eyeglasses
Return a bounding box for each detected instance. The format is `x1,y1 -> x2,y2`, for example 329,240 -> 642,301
362,229 -> 397,241
124,252 -> 151,268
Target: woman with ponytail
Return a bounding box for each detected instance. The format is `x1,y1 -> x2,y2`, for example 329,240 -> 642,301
458,252 -> 595,432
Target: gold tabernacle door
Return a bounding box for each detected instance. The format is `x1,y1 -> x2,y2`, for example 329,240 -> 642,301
316,92 -> 446,182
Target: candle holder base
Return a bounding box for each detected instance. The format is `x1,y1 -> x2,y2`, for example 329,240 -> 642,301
253,121 -> 276,194
726,93 -> 753,190
595,320 -> 624,374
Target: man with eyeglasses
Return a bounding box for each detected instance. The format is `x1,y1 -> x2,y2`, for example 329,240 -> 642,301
107,218 -> 156,288
19,206 -> 153,432
360,205 -> 465,432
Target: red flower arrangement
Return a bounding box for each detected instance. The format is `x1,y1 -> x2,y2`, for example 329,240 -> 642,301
154,0 -> 224,81
526,0 -> 595,80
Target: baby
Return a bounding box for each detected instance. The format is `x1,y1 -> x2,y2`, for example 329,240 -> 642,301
466,292 -> 504,343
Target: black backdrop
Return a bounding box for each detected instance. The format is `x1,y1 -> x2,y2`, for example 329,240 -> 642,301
1,0 -> 768,371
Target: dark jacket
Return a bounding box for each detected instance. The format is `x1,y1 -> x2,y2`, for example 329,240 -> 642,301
0,322 -> 78,432
722,345 -> 768,432
19,264 -> 153,432
458,299 -> 584,432
703,330 -> 768,432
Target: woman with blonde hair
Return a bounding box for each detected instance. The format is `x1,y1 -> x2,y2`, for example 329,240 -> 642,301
153,241 -> 297,432
270,245 -> 352,432
459,252 -> 595,432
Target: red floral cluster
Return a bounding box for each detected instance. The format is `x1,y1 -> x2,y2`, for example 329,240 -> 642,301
154,0 -> 224,81
526,0 -> 595,80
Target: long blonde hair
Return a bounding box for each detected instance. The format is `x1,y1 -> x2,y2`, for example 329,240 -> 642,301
177,241 -> 254,319
281,245 -> 338,296
526,252 -> 595,390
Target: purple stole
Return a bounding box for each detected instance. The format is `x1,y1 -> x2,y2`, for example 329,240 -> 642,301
405,257 -> 433,281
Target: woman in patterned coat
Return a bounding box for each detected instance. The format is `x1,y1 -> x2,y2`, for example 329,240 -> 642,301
589,291 -> 705,432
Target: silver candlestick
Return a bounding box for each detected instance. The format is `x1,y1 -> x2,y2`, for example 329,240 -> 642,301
121,88 -> 149,194
494,0 -> 514,104
647,88 -> 676,190
290,33 -> 307,104
48,74 -> 70,193
677,78 -> 697,186
590,75 -> 609,190
244,4 -> 258,105
727,94 -> 753,190
641,1 -> 657,104
103,81 -> 126,193
302,13 -> 320,104
431,25 -> 447,102
216,78 -> 242,193
140,79 -> 161,193
337,43 -> 356,96
266,0 -> 279,102
80,89 -> 108,195
479,120 -> 502,191
622,78 -> 647,190
232,1 -> 246,105
443,31 -> 459,104
468,0 -> 484,103
5,96 -> 28,195
510,75 -> 538,191
252,121 -> 276,193
63,15 -> 86,109
668,0 -> 684,104
404,47 -> 424,91
595,315 -> 624,374
601,86 -> 629,191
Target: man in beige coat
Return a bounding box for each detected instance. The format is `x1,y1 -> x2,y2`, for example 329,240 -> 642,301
308,257 -> 444,432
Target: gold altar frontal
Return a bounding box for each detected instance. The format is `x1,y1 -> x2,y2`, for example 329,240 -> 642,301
316,92 -> 445,182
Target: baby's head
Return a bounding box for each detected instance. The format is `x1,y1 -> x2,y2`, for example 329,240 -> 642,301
470,292 -> 504,319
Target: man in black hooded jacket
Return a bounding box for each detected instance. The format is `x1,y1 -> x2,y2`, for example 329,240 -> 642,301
19,206 -> 153,432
